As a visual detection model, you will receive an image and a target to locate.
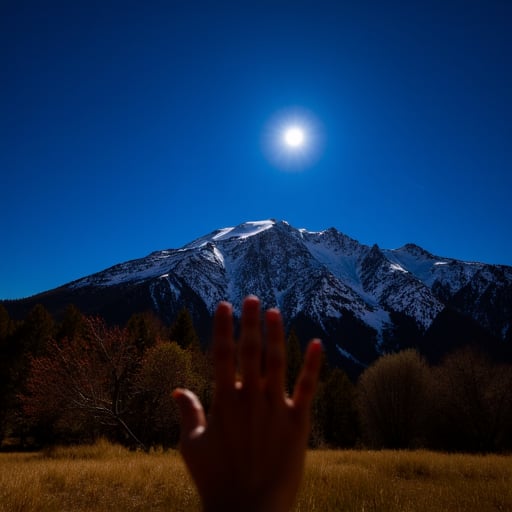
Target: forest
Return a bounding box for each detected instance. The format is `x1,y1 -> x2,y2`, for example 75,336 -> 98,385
1,302 -> 511,453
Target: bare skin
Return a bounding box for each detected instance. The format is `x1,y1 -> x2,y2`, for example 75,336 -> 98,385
172,295 -> 322,512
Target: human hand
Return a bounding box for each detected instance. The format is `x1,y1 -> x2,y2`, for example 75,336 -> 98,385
172,295 -> 322,512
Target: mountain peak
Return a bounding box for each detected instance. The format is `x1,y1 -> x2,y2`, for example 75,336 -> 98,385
185,220 -> 277,249
399,243 -> 436,260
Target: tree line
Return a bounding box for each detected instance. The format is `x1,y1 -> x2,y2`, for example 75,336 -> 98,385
1,303 -> 511,452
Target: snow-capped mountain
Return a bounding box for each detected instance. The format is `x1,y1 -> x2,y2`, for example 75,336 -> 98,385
4,220 -> 511,371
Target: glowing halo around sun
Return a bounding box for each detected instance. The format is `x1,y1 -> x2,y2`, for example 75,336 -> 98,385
262,108 -> 323,170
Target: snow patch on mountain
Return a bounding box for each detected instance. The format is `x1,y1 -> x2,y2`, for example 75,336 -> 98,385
384,245 -> 486,298
70,251 -> 177,289
185,220 -> 275,249
337,345 -> 367,368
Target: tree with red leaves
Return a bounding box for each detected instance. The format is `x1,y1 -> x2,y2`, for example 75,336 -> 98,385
21,316 -> 144,448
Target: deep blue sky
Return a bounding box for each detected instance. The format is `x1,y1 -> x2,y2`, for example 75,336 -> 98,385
1,1 -> 511,299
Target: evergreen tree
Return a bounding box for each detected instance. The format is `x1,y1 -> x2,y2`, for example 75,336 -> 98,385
0,304 -> 13,341
169,308 -> 200,350
317,368 -> 359,447
17,303 -> 55,356
126,311 -> 163,355
0,305 -> 14,443
56,304 -> 85,342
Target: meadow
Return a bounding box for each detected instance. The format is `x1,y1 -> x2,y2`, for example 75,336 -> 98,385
1,440 -> 511,512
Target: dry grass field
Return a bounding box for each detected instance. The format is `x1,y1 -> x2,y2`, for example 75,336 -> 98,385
1,440 -> 511,512
298,450 -> 512,512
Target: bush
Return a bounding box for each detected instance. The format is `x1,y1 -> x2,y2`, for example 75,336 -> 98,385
357,349 -> 432,448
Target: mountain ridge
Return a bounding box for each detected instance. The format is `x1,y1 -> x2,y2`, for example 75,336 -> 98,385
3,219 -> 511,372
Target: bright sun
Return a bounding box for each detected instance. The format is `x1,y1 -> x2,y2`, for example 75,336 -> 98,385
262,108 -> 322,170
283,126 -> 305,148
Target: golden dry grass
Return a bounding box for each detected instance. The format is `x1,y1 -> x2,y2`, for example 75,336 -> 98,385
298,450 -> 512,512
0,440 -> 199,512
0,441 -> 510,512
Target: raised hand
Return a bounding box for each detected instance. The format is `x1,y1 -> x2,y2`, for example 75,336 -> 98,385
172,295 -> 322,512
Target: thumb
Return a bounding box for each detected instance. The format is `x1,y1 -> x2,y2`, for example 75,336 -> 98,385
172,388 -> 207,440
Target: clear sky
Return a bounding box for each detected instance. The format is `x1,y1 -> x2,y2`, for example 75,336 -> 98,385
1,1 -> 511,299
